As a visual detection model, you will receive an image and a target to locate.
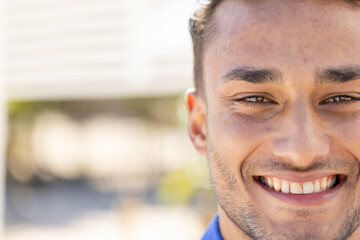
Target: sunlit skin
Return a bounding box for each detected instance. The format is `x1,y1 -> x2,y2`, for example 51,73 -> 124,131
186,0 -> 360,239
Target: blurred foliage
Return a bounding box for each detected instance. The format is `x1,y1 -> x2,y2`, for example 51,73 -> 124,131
157,169 -> 195,204
6,94 -> 189,184
8,101 -> 60,119
8,95 -> 184,125
156,156 -> 212,205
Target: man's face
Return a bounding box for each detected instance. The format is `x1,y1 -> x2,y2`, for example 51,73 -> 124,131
187,0 -> 360,239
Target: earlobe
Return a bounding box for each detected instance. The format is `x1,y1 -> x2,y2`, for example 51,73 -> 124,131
185,89 -> 207,155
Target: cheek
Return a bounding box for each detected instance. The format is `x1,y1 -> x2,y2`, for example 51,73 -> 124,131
210,112 -> 274,154
328,113 -> 360,154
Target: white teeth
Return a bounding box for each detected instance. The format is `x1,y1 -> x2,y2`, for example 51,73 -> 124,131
281,180 -> 289,194
314,180 -> 321,193
260,177 -> 270,187
321,178 -> 327,191
303,182 -> 314,194
273,177 -> 281,191
259,175 -> 338,195
290,182 -> 302,194
326,178 -> 332,188
326,177 -> 336,189
267,178 -> 274,188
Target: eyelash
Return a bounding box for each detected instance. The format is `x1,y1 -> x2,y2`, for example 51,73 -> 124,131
235,95 -> 360,106
320,95 -> 360,105
234,96 -> 275,106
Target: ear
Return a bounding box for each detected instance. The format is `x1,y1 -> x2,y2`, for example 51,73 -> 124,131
185,89 -> 207,155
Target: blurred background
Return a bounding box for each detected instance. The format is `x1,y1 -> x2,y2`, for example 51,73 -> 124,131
0,0 -> 217,239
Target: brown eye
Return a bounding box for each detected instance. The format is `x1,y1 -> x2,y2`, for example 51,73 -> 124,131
244,96 -> 272,103
235,95 -> 275,105
320,95 -> 358,105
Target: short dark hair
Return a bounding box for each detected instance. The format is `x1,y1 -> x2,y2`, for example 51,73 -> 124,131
189,0 -> 222,93
189,0 -> 360,93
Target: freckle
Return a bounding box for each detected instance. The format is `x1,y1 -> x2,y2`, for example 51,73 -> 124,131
302,57 -> 308,63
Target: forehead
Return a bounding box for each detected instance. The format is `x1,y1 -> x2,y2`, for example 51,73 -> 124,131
203,0 -> 360,86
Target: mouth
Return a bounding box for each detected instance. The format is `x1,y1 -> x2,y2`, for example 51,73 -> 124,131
255,174 -> 347,205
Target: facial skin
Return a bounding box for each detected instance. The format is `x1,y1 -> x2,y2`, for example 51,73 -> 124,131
186,0 -> 360,239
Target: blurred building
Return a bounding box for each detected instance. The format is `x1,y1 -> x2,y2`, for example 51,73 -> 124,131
5,0 -> 201,186
4,0 -> 217,239
7,0 -> 193,100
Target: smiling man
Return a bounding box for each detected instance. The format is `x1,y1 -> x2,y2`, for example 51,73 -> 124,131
186,0 -> 360,239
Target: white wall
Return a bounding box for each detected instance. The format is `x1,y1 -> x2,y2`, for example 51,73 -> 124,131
6,0 -> 195,100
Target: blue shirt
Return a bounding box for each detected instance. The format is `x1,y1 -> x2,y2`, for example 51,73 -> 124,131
201,214 -> 223,240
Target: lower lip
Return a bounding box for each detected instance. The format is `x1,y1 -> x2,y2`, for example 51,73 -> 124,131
256,178 -> 345,206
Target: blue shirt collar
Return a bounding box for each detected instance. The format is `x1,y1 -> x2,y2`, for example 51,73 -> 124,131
201,214 -> 223,240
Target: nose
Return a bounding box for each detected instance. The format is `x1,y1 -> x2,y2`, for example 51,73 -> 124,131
270,100 -> 330,168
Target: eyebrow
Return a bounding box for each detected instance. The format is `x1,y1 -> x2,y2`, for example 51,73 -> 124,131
315,66 -> 360,84
221,67 -> 283,84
